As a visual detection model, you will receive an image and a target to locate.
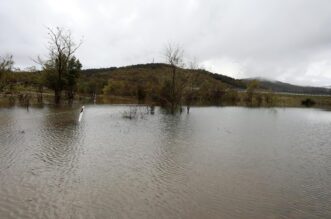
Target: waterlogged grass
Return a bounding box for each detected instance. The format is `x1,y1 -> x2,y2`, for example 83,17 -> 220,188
1,91 -> 331,108
273,94 -> 331,107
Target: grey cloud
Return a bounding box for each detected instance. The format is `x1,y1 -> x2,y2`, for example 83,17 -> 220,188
1,0 -> 331,86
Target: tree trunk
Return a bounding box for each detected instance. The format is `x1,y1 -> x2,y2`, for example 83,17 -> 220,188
54,89 -> 61,104
67,89 -> 74,104
171,66 -> 176,114
37,85 -> 43,103
55,58 -> 62,104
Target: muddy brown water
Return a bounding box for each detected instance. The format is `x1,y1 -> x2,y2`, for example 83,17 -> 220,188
0,105 -> 330,219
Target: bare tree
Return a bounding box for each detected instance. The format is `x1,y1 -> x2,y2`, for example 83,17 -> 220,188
0,55 -> 14,91
164,43 -> 184,114
37,27 -> 82,104
0,55 -> 14,74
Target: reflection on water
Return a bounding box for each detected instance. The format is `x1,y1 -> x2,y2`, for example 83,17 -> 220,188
0,106 -> 331,218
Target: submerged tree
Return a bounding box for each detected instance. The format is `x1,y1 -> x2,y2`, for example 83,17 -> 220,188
65,56 -> 82,103
38,27 -> 82,104
163,43 -> 185,114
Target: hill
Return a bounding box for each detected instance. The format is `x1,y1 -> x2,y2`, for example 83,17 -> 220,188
80,63 -> 245,91
80,63 -> 331,96
242,78 -> 331,95
2,63 -> 331,107
79,63 -> 240,93
5,63 -> 331,96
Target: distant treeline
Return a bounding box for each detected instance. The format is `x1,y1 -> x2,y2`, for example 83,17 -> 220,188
1,27 -> 330,111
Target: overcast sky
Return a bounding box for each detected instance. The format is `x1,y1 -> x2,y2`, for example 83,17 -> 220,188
1,0 -> 331,86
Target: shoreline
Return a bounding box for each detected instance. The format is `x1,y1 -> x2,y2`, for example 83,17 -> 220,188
1,91 -> 331,109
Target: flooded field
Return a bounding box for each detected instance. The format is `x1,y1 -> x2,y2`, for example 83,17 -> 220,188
0,105 -> 330,218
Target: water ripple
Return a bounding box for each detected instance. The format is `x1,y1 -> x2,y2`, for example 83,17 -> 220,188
0,106 -> 331,218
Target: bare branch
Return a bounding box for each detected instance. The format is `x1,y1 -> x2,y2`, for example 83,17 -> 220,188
35,26 -> 83,104
164,43 -> 184,67
0,54 -> 14,72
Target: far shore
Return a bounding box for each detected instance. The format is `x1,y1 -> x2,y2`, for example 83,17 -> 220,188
1,91 -> 331,109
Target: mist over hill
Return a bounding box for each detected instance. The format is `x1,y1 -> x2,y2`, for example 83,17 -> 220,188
242,78 -> 331,95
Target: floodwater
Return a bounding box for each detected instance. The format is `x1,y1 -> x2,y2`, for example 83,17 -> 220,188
0,105 -> 330,219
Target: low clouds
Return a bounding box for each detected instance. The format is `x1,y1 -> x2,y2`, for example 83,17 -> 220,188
1,0 -> 331,86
